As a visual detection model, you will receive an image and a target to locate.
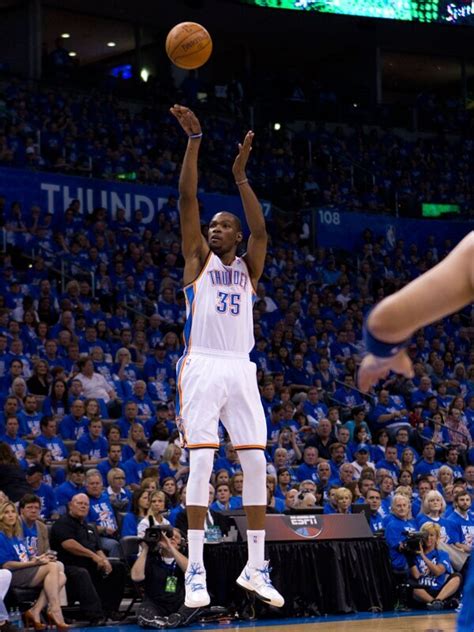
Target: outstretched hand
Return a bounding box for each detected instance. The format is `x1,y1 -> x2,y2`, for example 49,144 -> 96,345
170,104 -> 202,137
357,349 -> 414,393
232,131 -> 254,180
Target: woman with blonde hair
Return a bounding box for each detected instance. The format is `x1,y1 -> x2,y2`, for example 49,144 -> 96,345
137,490 -> 170,538
0,502 -> 68,630
10,378 -> 27,403
140,476 -> 158,493
417,490 -> 453,544
335,488 -> 353,514
410,521 -> 462,609
122,423 -> 147,461
158,444 -> 189,485
395,485 -> 413,501
437,465 -> 454,496
400,448 -> 415,474
113,348 -> 140,396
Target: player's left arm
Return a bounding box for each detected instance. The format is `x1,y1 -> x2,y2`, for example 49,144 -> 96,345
233,131 -> 267,286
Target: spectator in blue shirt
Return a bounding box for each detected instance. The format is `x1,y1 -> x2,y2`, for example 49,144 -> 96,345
1,417 -> 27,461
97,443 -> 123,485
410,522 -> 461,609
127,380 -> 155,421
287,354 -> 313,392
444,446 -> 464,479
54,463 -> 86,512
333,374 -> 364,412
370,389 -> 409,433
448,491 -> 474,552
0,500 -> 68,628
394,427 -> 419,461
117,401 -> 144,439
34,416 -> 68,463
328,442 -> 348,478
24,464 -> 58,520
210,483 -> 242,512
58,399 -> 89,440
42,379 -> 69,421
105,468 -> 131,513
123,440 -> 153,489
384,494 -> 418,572
143,342 -> 174,391
213,443 -> 242,477
260,382 -> 279,422
414,443 -> 443,480
376,445 -> 401,482
85,469 -> 121,557
323,485 -> 340,514
0,397 -> 20,435
120,488 -> 150,537
365,488 -> 385,532
416,490 -> 454,545
296,446 -> 319,483
17,395 -> 42,439
411,376 -> 435,407
75,418 -> 109,462
168,486 -> 187,527
302,387 -> 328,427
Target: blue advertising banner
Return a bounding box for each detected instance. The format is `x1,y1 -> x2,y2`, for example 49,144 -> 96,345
315,208 -> 471,251
0,167 -> 271,226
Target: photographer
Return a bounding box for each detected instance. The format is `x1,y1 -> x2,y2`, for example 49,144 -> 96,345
410,522 -> 462,610
384,494 -> 417,573
131,525 -> 187,627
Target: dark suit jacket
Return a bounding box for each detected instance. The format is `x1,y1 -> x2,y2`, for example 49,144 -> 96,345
175,509 -> 230,536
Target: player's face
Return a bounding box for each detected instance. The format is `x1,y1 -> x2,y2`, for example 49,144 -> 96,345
208,213 -> 242,255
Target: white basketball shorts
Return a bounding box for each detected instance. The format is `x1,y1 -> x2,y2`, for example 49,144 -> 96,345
175,349 -> 267,450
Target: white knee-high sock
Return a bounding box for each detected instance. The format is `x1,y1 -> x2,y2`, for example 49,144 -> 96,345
187,529 -> 205,570
247,529 -> 265,568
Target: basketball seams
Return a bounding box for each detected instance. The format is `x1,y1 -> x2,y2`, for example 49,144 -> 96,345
173,40 -> 212,66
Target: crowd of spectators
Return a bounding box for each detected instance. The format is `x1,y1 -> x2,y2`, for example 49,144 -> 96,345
0,76 -> 473,217
0,75 -> 472,621
0,179 -> 471,616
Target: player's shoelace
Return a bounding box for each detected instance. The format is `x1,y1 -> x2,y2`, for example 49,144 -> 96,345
185,562 -> 206,592
256,563 -> 273,587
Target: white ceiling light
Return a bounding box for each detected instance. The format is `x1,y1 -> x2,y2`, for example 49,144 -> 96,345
140,68 -> 150,82
61,33 -> 70,38
68,51 -> 77,57
107,42 -> 117,47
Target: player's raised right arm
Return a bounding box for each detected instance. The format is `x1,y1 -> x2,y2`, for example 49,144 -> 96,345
170,105 -> 208,263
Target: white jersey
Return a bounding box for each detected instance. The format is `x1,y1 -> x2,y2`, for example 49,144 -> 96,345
183,251 -> 255,356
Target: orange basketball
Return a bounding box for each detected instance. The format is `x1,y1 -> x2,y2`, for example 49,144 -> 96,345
166,22 -> 212,70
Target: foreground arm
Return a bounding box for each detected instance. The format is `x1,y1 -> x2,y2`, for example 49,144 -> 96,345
358,231 -> 474,391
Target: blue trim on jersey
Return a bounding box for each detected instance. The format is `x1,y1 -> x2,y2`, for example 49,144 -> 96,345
183,285 -> 195,351
175,355 -> 185,419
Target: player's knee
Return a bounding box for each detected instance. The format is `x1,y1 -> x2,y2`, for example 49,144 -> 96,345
238,449 -> 267,506
238,448 -> 267,478
187,448 -> 215,506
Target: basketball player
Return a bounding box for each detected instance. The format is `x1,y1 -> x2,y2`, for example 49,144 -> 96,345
170,104 -> 284,609
357,230 -> 473,631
